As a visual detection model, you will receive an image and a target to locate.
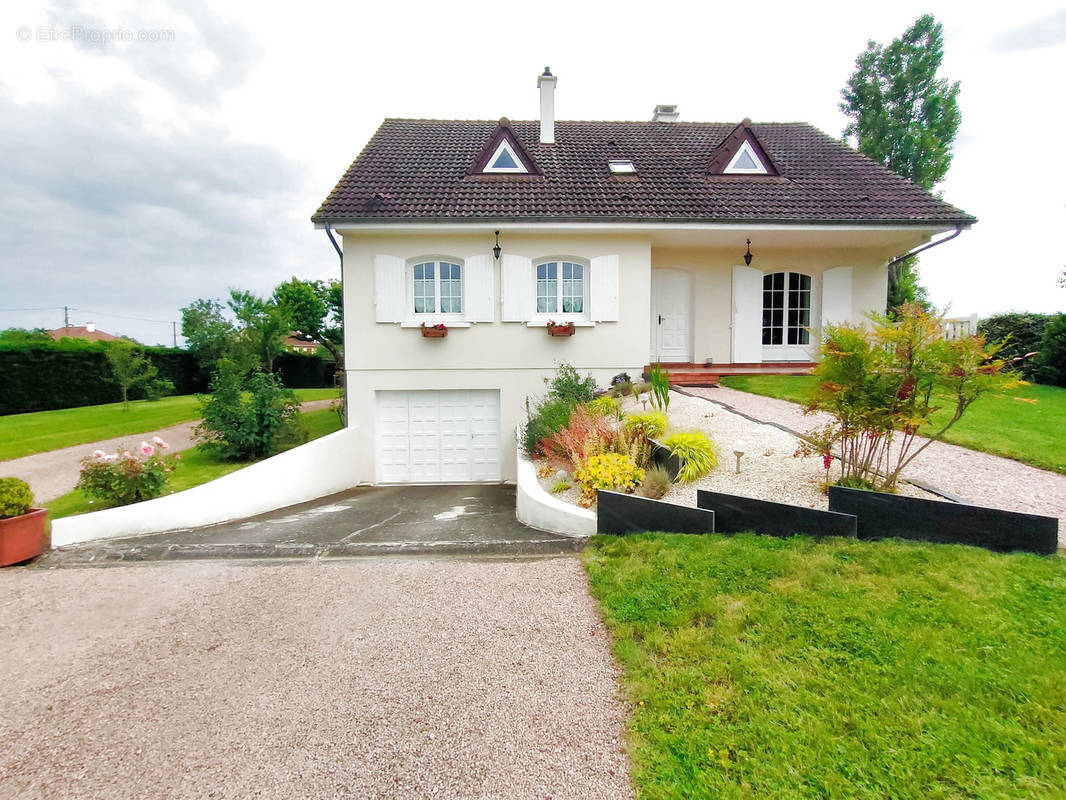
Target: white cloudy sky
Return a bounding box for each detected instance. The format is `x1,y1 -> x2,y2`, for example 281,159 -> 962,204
1,0 -> 1064,345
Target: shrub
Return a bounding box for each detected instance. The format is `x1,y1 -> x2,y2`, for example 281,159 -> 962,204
76,440 -> 178,506
1034,313 -> 1066,388
522,398 -> 574,457
584,395 -> 622,419
574,452 -> 644,507
836,475 -> 879,491
648,363 -> 670,411
196,362 -> 300,461
637,466 -> 673,500
145,378 -> 175,402
609,381 -> 634,398
623,411 -> 668,442
809,304 -> 1022,490
550,478 -> 570,494
104,342 -> 157,410
546,362 -> 598,405
541,405 -> 622,470
663,431 -> 718,483
0,477 -> 33,518
978,313 -> 1049,380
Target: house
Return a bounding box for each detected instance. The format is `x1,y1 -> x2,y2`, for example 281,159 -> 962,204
312,69 -> 974,487
48,323 -> 124,343
284,334 -> 320,354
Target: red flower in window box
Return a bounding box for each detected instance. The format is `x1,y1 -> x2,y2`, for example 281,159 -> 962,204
546,320 -> 575,337
420,322 -> 448,338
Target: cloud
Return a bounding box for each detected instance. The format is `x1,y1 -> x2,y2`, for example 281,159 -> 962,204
992,9 -> 1066,52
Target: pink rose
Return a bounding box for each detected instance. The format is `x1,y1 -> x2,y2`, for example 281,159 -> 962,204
152,436 -> 169,449
140,442 -> 154,456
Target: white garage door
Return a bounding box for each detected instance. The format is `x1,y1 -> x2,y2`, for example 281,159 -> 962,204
376,390 -> 501,483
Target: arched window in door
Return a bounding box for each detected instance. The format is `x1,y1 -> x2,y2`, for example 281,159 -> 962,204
762,272 -> 811,345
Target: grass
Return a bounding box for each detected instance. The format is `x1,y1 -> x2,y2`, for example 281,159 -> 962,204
584,533 -> 1066,799
720,375 -> 1066,474
0,388 -> 339,462
47,408 -> 344,520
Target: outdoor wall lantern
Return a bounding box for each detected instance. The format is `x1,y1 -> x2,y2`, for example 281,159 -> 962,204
493,230 -> 502,261
732,440 -> 747,474
743,239 -> 753,266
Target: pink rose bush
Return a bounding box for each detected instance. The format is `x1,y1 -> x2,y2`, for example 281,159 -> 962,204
76,438 -> 179,507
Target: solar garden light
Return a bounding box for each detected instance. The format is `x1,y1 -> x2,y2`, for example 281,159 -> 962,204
732,440 -> 747,474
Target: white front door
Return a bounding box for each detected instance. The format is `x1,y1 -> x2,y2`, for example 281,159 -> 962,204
376,390 -> 501,483
652,269 -> 691,363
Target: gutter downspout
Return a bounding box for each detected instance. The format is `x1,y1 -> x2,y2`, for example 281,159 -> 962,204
323,221 -> 346,426
886,224 -> 964,269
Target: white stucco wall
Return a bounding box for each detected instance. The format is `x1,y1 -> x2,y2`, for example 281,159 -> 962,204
515,450 -> 596,537
50,426 -> 362,547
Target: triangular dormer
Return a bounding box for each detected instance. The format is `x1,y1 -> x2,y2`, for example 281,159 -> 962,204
708,119 -> 779,177
468,118 -> 541,176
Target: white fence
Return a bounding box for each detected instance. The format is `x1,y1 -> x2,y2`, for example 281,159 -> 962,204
942,314 -> 980,340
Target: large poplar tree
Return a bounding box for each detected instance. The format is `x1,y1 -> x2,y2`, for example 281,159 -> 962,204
840,14 -> 961,312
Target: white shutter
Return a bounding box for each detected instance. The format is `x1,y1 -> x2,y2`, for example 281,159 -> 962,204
731,265 -> 763,363
589,254 -> 620,321
464,255 -> 494,322
501,254 -> 532,322
373,254 -> 406,323
821,266 -> 853,328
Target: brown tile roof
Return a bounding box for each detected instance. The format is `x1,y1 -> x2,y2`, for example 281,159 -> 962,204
48,326 -> 123,342
313,119 -> 974,226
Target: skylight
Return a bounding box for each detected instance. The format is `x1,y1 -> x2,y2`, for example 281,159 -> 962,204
723,140 -> 768,174
608,159 -> 636,175
483,140 -> 528,174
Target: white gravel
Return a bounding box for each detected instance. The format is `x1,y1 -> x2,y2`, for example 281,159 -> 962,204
0,558 -> 634,799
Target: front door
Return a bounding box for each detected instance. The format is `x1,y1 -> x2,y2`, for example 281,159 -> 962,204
652,269 -> 691,363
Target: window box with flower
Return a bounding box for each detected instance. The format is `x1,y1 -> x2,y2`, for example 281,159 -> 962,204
420,322 -> 448,338
546,320 -> 576,337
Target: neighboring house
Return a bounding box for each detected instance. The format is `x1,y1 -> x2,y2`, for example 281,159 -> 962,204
312,69 -> 974,486
48,323 -> 124,343
284,334 -> 320,354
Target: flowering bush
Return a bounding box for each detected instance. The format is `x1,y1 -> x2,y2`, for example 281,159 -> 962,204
420,322 -> 447,331
76,437 -> 178,506
574,452 -> 644,507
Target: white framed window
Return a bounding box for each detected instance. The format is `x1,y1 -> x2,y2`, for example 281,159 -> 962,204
409,258 -> 464,317
724,140 -> 769,175
534,259 -> 588,318
482,140 -> 528,174
762,271 -> 811,345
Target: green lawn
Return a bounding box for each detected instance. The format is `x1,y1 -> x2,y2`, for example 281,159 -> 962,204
720,375 -> 1066,474
0,388 -> 339,462
47,408 -> 344,520
585,533 -> 1066,800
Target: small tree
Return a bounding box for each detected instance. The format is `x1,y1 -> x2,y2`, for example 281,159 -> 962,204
806,303 -> 1021,491
104,342 -> 157,410
181,298 -> 237,374
195,360 -> 300,461
272,277 -> 344,370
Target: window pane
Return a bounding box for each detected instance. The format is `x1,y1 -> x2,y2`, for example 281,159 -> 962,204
491,148 -> 518,170
414,262 -> 435,313
733,150 -> 758,170
762,328 -> 772,345
562,262 -> 583,313
440,262 -> 462,313
537,263 -> 558,314
763,274 -> 773,290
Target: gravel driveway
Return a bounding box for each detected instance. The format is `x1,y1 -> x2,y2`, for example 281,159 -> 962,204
0,558 -> 633,799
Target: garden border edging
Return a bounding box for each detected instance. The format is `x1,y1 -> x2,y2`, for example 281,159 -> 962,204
515,449 -> 596,538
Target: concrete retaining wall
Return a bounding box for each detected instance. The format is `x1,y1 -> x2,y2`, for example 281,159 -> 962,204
515,451 -> 595,538
51,426 -> 363,547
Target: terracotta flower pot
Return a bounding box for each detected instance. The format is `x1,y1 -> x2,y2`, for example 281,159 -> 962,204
421,327 -> 448,338
547,324 -> 575,337
0,507 -> 48,566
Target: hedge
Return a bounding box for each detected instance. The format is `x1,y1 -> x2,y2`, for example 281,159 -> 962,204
977,313 -> 1051,380
0,344 -> 335,414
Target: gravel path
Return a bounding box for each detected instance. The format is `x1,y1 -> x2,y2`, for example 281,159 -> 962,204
685,386 -> 1066,547
0,558 -> 633,799
1,399 -> 337,503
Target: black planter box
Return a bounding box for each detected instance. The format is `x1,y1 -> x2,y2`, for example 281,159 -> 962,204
648,439 -> 682,482
597,490 -> 715,536
828,486 -> 1059,555
697,490 -> 857,538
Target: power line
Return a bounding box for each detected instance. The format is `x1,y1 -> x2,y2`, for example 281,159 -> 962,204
68,307 -> 177,326
0,306 -> 64,313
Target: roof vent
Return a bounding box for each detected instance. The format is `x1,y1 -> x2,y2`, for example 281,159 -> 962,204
653,104 -> 679,123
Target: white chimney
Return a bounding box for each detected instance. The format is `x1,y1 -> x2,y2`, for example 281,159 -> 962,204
537,67 -> 557,144
653,104 -> 679,123
86,322 -> 96,333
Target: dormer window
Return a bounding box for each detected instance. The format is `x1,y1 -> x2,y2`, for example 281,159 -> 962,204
483,140 -> 528,174
723,140 -> 769,174
608,159 -> 636,175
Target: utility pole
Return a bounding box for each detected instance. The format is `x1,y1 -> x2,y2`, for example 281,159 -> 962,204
172,321 -> 178,348
63,305 -> 70,329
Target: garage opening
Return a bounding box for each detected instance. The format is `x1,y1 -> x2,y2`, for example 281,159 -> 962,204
376,390 -> 502,483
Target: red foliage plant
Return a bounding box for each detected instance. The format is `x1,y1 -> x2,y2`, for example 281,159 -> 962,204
539,405 -> 620,471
